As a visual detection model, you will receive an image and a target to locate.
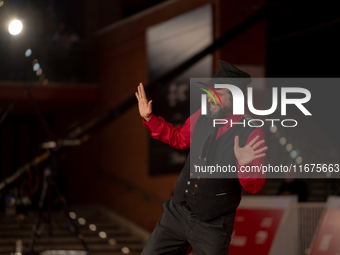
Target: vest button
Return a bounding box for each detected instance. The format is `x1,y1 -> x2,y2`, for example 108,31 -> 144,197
190,173 -> 193,177
192,193 -> 195,196
187,181 -> 190,185
194,164 -> 197,167
195,184 -> 198,188
185,189 -> 188,193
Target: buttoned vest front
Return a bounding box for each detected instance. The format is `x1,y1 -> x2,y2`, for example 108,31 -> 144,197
172,115 -> 257,220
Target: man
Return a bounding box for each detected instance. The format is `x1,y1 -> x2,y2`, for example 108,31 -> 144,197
135,60 -> 267,255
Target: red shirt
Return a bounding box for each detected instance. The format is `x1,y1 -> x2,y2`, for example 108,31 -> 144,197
143,109 -> 266,194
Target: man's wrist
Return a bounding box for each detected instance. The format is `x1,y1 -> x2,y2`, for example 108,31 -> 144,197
144,114 -> 151,122
236,159 -> 243,166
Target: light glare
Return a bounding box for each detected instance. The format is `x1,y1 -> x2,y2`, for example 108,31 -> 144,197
78,217 -> 86,225
9,20 -> 23,35
69,212 -> 76,219
121,247 -> 130,254
290,150 -> 297,159
296,156 -> 303,164
99,231 -> 107,238
89,224 -> 97,231
33,63 -> 40,71
279,137 -> 286,145
286,143 -> 293,152
25,49 -> 32,57
42,78 -> 49,86
36,68 -> 43,76
108,239 -> 117,245
269,125 -> 277,133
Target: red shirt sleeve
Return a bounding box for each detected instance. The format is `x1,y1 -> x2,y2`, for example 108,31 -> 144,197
143,109 -> 201,150
236,128 -> 266,194
144,111 -> 266,194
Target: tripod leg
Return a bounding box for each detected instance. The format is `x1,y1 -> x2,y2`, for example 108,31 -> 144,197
47,179 -> 52,238
27,168 -> 50,255
50,180 -> 91,254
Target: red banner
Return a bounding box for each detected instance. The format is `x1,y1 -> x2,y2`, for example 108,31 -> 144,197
229,209 -> 284,255
310,209 -> 340,255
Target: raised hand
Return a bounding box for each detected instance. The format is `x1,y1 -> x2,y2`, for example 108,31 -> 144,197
135,83 -> 152,121
234,135 -> 268,166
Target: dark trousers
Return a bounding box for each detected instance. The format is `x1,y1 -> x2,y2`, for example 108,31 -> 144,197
141,198 -> 235,255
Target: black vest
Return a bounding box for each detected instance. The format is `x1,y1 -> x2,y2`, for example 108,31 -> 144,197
172,115 -> 257,220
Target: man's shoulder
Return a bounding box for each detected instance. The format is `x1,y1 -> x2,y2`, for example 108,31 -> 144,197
190,108 -> 204,125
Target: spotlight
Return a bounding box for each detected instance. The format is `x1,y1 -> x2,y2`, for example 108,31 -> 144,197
296,156 -> 303,164
121,247 -> 130,254
33,63 -> 40,72
99,231 -> 107,238
78,218 -> 86,225
108,239 -> 117,245
36,68 -> 43,76
286,143 -> 293,152
25,49 -> 32,57
42,78 -> 49,86
89,224 -> 97,231
8,20 -> 23,35
290,150 -> 297,159
269,125 -> 277,133
69,212 -> 76,219
279,137 -> 286,145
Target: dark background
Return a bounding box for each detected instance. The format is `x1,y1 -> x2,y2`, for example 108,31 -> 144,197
0,0 -> 339,228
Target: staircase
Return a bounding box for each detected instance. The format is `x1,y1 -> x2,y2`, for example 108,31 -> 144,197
0,205 -> 149,255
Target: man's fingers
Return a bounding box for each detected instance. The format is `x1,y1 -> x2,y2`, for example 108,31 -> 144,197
138,84 -> 142,99
252,140 -> 265,149
234,136 -> 240,149
248,135 -> 259,147
135,92 -> 140,101
255,153 -> 266,159
140,83 -> 147,98
148,100 -> 153,109
255,146 -> 268,154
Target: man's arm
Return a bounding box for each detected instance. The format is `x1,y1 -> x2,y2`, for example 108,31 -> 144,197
234,128 -> 267,194
143,113 -> 194,149
135,83 -> 200,150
